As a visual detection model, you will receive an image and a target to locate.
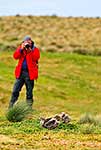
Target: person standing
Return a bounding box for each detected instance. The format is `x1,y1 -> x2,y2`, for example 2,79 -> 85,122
9,36 -> 40,108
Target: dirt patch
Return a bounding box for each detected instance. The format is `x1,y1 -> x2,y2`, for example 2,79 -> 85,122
0,134 -> 17,144
0,134 -> 24,150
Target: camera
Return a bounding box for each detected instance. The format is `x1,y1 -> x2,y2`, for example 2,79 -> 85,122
24,43 -> 30,49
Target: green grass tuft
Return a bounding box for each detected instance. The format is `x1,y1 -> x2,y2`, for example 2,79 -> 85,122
6,102 -> 32,122
94,115 -> 101,126
57,122 -> 79,133
80,124 -> 95,134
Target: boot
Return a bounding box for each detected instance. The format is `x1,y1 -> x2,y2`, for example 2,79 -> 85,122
26,99 -> 33,109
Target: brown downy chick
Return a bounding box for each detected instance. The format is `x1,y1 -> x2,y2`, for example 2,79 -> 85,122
60,112 -> 71,123
40,117 -> 59,129
54,114 -> 61,121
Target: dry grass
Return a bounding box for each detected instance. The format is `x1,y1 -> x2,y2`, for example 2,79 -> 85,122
0,16 -> 101,55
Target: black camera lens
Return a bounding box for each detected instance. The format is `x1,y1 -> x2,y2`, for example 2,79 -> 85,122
25,44 -> 30,49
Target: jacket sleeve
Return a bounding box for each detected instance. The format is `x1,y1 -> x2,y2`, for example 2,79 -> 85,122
13,46 -> 22,60
32,47 -> 40,61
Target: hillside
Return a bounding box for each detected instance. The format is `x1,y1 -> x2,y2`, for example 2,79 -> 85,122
0,51 -> 101,149
0,16 -> 101,149
0,16 -> 101,55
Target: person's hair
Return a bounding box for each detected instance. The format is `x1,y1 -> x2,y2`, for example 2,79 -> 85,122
31,41 -> 34,49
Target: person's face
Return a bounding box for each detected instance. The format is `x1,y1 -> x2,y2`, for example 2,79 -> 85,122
24,39 -> 32,51
26,39 -> 32,46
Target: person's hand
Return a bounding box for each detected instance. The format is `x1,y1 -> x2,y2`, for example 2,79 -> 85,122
21,43 -> 25,50
26,47 -> 32,53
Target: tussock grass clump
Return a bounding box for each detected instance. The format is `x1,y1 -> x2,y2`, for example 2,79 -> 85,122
6,102 -> 32,122
78,113 -> 96,124
94,115 -> 101,126
81,124 -> 95,134
79,113 -> 101,126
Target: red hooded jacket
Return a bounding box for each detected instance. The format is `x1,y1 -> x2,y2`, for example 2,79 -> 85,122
13,46 -> 40,80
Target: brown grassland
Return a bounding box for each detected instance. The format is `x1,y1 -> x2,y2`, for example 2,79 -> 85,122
0,15 -> 101,55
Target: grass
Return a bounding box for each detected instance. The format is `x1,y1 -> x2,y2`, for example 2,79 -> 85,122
0,15 -> 101,149
6,102 -> 32,122
0,16 -> 101,55
79,113 -> 101,125
0,50 -> 101,149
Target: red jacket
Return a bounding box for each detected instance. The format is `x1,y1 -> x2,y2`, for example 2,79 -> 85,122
13,46 -> 40,80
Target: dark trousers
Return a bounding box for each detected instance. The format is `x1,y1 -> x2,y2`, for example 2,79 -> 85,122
9,70 -> 34,108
